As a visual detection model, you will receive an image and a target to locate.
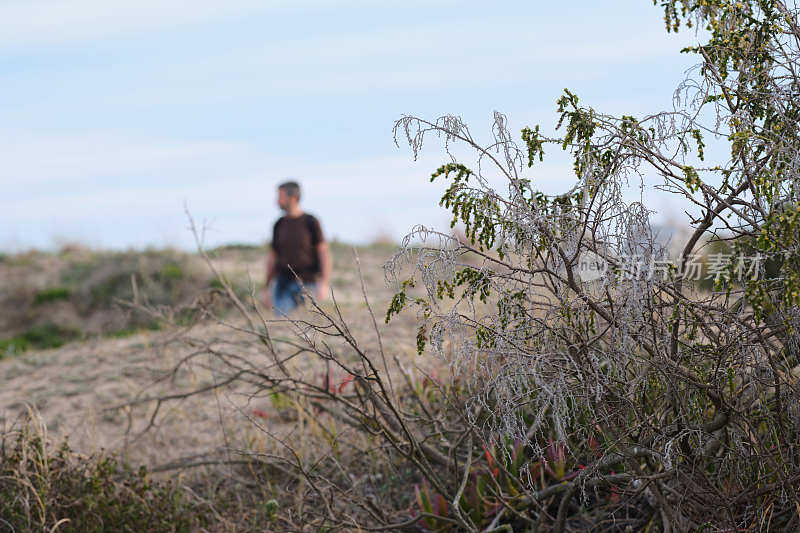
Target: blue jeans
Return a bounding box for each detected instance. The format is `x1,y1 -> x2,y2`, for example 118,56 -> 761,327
272,277 -> 315,315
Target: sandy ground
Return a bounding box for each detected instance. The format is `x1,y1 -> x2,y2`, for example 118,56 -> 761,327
0,245 -> 426,468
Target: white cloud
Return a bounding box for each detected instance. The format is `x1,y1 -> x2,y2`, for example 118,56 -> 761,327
0,0 -> 461,49
116,18 -> 698,95
0,1 -> 265,48
0,2 -> 698,101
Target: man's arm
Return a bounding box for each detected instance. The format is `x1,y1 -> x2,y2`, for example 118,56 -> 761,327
316,242 -> 332,300
262,249 -> 277,307
266,249 -> 278,285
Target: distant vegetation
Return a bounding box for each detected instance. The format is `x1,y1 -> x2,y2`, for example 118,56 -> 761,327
0,240 -> 398,359
0,247 -> 250,358
0,323 -> 80,358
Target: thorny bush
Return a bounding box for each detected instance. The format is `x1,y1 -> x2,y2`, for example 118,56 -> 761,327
384,0 -> 800,530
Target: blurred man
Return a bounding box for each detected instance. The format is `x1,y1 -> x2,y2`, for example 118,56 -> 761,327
263,181 -> 331,314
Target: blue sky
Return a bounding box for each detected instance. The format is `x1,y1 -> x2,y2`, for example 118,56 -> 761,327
0,1 -> 701,250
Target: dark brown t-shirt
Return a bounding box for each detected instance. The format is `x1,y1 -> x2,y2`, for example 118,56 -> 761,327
272,214 -> 324,282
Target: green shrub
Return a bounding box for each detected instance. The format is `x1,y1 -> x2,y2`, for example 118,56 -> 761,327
0,417 -> 207,532
208,277 -> 226,290
60,259 -> 97,285
108,321 -> 161,338
20,323 -> 80,349
210,242 -> 262,253
0,337 -> 29,359
61,251 -> 200,315
0,323 -> 80,358
33,287 -> 72,305
159,263 -> 184,281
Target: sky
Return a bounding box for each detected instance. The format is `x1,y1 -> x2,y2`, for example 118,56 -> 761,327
0,1 -> 703,251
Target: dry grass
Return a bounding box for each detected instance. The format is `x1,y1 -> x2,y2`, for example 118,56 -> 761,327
0,243 -> 425,471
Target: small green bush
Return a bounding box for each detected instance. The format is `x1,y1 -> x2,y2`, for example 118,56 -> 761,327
159,263 -> 184,281
208,277 -> 226,290
33,287 -> 72,305
210,242 -> 262,253
0,337 -> 29,359
60,260 -> 97,285
108,321 -> 161,339
0,323 -> 80,358
20,322 -> 80,349
0,419 -> 207,532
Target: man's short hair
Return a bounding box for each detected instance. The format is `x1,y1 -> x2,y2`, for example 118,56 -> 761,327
278,181 -> 301,201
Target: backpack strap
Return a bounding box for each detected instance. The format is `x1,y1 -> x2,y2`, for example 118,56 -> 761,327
304,214 -> 316,243
304,214 -> 321,274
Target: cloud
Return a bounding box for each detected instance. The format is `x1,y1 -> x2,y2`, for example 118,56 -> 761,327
0,0 -> 461,50
112,18 -> 698,96
0,1 -> 265,49
0,1 -> 698,100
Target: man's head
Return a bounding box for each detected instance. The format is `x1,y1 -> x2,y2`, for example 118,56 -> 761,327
277,181 -> 301,212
